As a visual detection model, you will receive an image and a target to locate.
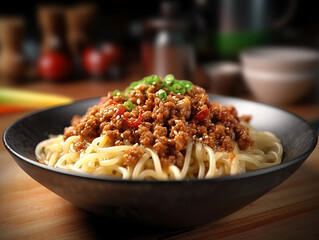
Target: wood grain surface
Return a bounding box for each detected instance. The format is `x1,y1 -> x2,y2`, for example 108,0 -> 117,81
1,72 -> 319,239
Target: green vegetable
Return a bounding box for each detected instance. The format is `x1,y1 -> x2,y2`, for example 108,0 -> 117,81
124,100 -> 135,111
125,74 -> 192,99
130,81 -> 141,88
126,75 -> 160,93
180,80 -> 193,90
162,74 -> 176,91
126,81 -> 142,92
144,75 -> 160,85
162,81 -> 172,91
157,89 -> 167,101
164,74 -> 175,84
172,83 -> 186,94
113,89 -> 126,98
113,90 -> 121,96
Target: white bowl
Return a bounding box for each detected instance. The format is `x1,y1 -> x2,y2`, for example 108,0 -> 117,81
243,68 -> 316,105
241,47 -> 319,105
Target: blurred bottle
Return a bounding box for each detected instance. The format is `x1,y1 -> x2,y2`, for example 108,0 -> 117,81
66,3 -> 97,77
0,17 -> 29,85
214,0 -> 297,59
141,1 -> 195,80
37,5 -> 72,81
38,5 -> 68,52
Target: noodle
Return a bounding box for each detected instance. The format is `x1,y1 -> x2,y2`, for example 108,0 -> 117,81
35,125 -> 283,180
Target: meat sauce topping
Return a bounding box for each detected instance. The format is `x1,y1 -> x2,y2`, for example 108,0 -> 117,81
64,75 -> 254,168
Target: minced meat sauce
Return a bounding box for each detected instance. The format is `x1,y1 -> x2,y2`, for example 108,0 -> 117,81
64,75 -> 253,168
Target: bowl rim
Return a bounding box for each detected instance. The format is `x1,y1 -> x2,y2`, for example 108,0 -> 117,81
240,46 -> 319,63
3,95 -> 318,185
242,67 -> 317,82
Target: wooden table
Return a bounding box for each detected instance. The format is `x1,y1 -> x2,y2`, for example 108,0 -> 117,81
1,71 -> 319,239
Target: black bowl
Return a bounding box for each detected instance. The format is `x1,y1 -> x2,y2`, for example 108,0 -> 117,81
3,95 -> 318,228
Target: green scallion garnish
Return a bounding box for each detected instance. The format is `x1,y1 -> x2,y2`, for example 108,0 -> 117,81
180,80 -> 193,90
144,75 -> 160,85
113,89 -> 127,98
124,100 -> 135,111
164,74 -> 175,84
157,89 -> 167,101
172,83 -> 186,94
113,90 -> 121,96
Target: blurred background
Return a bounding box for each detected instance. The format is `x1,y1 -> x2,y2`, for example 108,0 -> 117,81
0,0 -> 319,110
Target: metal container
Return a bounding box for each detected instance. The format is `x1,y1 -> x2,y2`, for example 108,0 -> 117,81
141,2 -> 195,80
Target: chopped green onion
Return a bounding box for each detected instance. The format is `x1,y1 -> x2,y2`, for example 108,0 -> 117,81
162,74 -> 176,91
124,101 -> 134,111
126,80 -> 143,92
113,89 -> 126,98
180,80 -> 193,90
142,76 -> 151,84
129,78 -> 149,91
157,89 -> 167,101
113,90 -> 121,96
162,81 -> 172,90
130,81 -> 141,88
125,74 -> 192,99
164,74 -> 175,85
144,75 -> 160,85
172,83 -> 186,94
